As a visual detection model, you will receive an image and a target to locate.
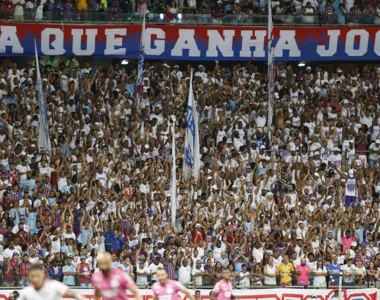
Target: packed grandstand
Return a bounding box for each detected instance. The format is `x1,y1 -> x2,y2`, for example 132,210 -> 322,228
0,0 -> 379,292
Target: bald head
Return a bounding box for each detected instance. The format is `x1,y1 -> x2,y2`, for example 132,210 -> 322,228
98,252 -> 113,275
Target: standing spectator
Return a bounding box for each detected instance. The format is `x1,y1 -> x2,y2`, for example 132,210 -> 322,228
302,1 -> 316,22
47,259 -> 63,281
349,0 -> 362,23
355,260 -> 367,286
137,0 -> 147,15
211,1 -> 226,23
278,255 -> 294,287
264,257 -> 278,286
3,257 -> 16,287
363,1 -> 374,23
178,259 -> 192,287
322,0 -> 336,23
18,254 -> 31,287
1,0 -> 15,19
366,261 -> 379,287
342,258 -> 356,286
12,0 -> 24,20
77,256 -> 91,287
107,0 -> 122,21
62,254 -> 77,286
136,261 -> 151,286
313,259 -> 328,288
295,258 -> 312,287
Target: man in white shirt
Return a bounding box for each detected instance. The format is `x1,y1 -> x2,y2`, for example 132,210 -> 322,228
136,261 -> 150,286
341,258 -> 356,286
148,258 -> 163,284
368,139 -> 380,168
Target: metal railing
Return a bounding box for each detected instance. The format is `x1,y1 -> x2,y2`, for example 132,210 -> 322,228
2,11 -> 380,25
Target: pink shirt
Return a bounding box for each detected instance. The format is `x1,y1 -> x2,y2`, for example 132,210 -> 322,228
212,280 -> 233,300
92,268 -> 136,300
341,236 -> 355,254
152,279 -> 184,300
295,264 -> 311,285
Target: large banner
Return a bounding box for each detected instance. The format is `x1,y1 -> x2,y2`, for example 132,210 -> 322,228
0,288 -> 377,300
1,23 -> 380,61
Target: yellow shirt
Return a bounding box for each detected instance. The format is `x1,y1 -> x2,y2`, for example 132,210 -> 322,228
278,263 -> 294,283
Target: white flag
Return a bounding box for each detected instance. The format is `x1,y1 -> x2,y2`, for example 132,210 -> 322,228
267,0 -> 275,128
136,14 -> 146,106
35,40 -> 51,156
170,124 -> 177,225
184,69 -> 200,181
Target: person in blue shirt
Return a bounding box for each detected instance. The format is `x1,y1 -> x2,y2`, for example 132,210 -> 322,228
354,221 -> 364,244
50,0 -> 64,20
328,255 -> 341,287
48,259 -> 63,280
21,172 -> 36,192
62,255 -> 77,286
217,251 -> 230,269
112,231 -> 125,253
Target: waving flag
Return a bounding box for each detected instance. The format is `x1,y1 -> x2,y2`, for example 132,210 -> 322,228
267,0 -> 275,128
136,14 -> 146,106
184,69 -> 200,181
170,123 -> 177,225
34,40 -> 51,156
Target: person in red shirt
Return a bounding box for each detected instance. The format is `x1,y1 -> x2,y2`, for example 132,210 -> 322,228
1,0 -> 15,19
191,223 -> 206,243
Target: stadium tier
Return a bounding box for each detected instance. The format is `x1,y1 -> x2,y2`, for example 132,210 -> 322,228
0,3 -> 378,296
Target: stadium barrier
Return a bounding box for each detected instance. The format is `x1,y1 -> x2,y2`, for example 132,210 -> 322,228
0,288 -> 377,300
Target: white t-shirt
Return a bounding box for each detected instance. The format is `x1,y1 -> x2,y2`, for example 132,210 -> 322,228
19,279 -> 68,300
178,265 -> 192,286
50,235 -> 61,253
313,266 -> 327,285
342,264 -> 356,283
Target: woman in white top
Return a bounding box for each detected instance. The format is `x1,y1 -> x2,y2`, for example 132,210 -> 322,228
264,257 -> 278,286
313,259 -> 328,288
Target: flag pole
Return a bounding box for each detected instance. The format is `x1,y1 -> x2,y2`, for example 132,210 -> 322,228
267,0 -> 275,128
170,116 -> 177,225
135,13 -> 146,110
34,39 -> 52,157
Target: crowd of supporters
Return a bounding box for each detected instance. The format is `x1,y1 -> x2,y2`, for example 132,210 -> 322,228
0,0 -> 379,24
0,57 -> 378,289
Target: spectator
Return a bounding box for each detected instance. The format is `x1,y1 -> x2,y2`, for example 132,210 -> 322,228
136,261 -> 150,286
211,1 -> 226,22
342,258 -> 356,286
12,0 -> 24,20
1,0 -> 15,19
18,254 -> 30,287
62,254 -> 76,286
278,255 -> 294,287
363,1 -> 374,23
295,258 -> 311,287
322,0 -> 336,23
47,259 -> 62,280
77,256 -> 91,286
313,259 -> 328,288
108,0 -> 122,21
349,0 -> 362,23
302,1 -> 316,22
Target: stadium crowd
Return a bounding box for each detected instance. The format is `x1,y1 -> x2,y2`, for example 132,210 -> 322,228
0,0 -> 380,24
0,57 -> 378,290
